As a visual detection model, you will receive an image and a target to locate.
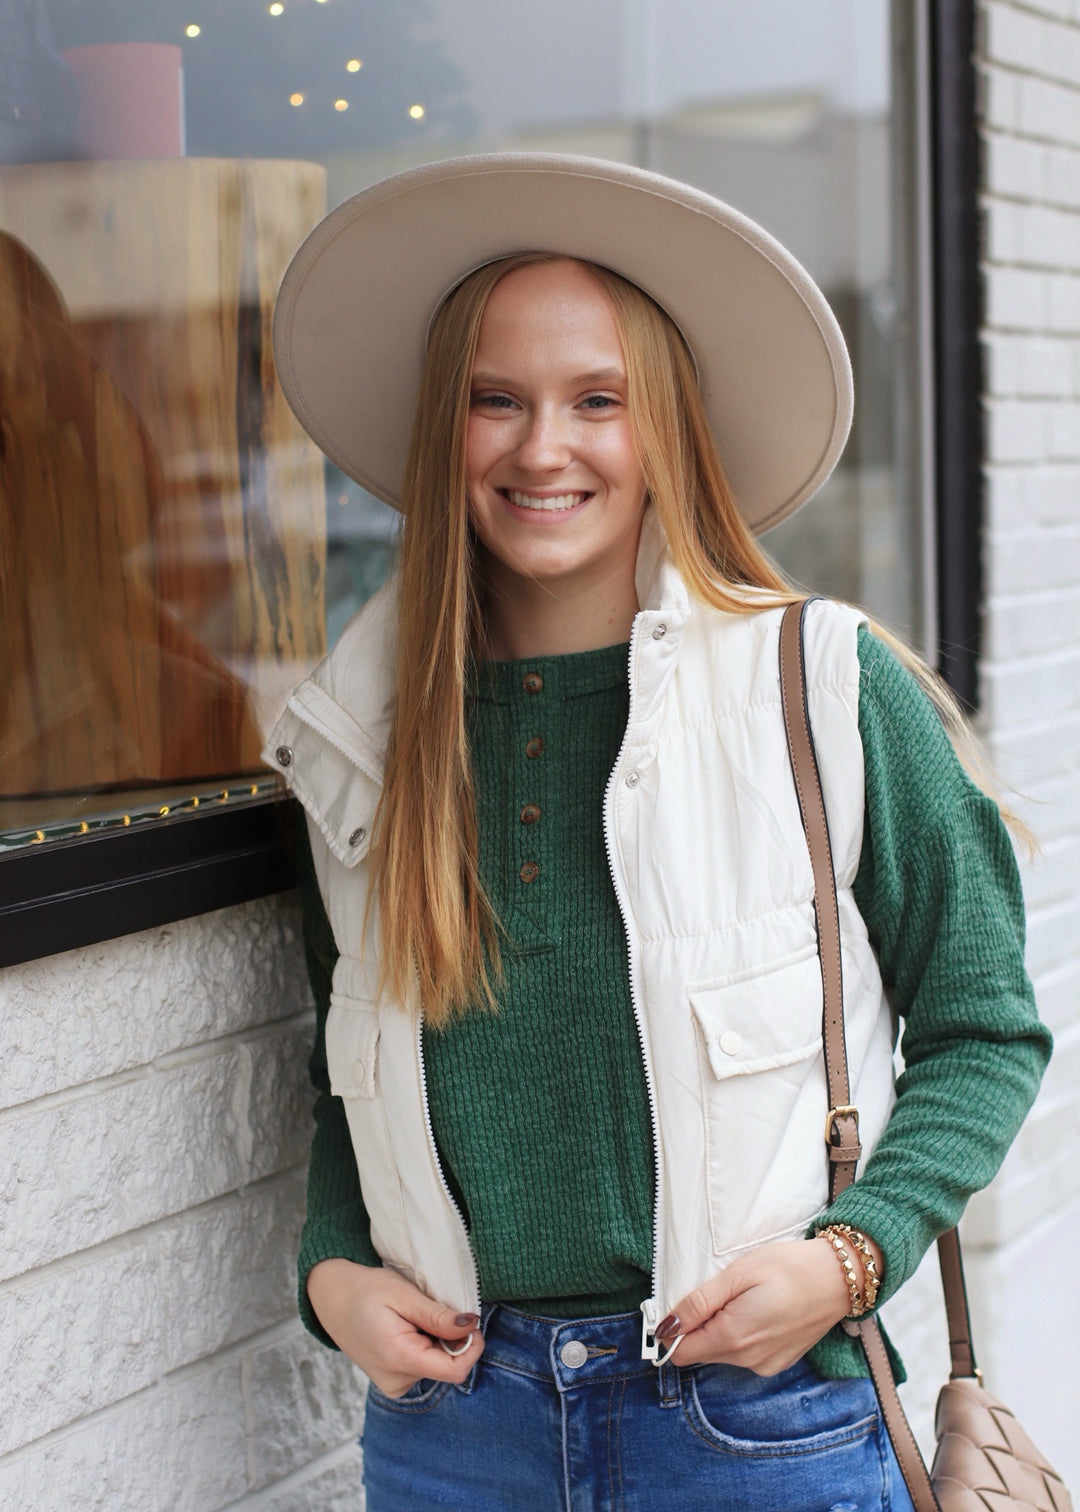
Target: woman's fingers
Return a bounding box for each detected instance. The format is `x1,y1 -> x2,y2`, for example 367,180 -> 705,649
401,1291 -> 481,1341
380,1319 -> 485,1389
659,1266 -> 747,1340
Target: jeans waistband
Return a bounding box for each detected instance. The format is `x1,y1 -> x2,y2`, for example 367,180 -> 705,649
479,1303 -> 680,1400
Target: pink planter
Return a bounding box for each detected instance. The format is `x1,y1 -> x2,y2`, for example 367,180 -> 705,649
62,43 -> 185,160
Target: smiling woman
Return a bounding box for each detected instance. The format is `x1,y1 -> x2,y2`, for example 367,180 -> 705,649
262,153 -> 1051,1512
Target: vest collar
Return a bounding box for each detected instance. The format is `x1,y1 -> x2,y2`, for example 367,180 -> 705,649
634,506 -> 691,617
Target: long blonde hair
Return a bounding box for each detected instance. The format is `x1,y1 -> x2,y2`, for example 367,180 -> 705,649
374,252 -> 1007,1028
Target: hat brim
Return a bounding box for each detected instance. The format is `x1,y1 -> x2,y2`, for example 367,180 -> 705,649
272,153 -> 852,535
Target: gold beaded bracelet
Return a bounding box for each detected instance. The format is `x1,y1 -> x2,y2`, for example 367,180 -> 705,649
817,1226 -> 867,1317
829,1224 -> 881,1313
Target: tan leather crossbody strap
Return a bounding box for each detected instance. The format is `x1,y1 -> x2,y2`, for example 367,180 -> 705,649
850,1314 -> 939,1508
937,1226 -> 978,1381
778,599 -> 861,1200
779,600 -> 941,1512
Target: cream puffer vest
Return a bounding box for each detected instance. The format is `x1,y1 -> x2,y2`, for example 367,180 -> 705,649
264,510 -> 897,1354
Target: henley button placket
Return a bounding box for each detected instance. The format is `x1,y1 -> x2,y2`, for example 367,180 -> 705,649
517,674 -> 545,896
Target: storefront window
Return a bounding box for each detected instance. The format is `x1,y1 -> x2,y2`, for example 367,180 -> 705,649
1,0 -> 919,854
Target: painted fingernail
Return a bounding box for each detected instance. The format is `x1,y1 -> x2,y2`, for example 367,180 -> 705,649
454,1312 -> 480,1329
655,1314 -> 681,1340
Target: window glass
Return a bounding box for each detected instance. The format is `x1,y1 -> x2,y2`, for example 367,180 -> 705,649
0,0 -> 916,852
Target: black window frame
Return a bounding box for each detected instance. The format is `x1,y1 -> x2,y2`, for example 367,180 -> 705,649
930,0 -> 982,712
0,0 -> 982,966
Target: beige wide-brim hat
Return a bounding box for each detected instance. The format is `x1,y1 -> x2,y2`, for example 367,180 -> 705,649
273,153 -> 852,535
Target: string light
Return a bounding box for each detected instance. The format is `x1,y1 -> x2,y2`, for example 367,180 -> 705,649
185,23 -> 201,37
334,98 -> 349,111
409,104 -> 425,119
346,58 -> 362,72
290,92 -> 304,106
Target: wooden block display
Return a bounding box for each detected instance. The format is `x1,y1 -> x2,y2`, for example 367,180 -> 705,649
0,159 -> 327,798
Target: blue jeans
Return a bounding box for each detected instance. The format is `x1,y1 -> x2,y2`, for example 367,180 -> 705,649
361,1304 -> 917,1511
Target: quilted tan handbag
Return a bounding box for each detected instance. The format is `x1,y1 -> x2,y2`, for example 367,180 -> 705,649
779,600 -> 1074,1512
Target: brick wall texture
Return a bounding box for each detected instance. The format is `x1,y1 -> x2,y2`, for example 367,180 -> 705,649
963,0 -> 1080,1489
4,7 -> 1080,1507
0,898 -> 366,1512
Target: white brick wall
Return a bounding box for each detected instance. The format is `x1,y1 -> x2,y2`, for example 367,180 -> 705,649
965,0 -> 1080,1493
0,897 -> 366,1512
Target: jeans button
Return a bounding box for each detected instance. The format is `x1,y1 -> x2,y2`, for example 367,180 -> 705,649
560,1339 -> 588,1369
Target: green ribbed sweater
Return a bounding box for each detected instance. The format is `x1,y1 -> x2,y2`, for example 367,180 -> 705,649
294,629 -> 1050,1379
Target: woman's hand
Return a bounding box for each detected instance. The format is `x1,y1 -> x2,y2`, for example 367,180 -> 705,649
659,1235 -> 884,1376
306,1258 -> 485,1398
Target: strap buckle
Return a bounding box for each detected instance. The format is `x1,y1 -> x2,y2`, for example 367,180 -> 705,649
825,1104 -> 859,1146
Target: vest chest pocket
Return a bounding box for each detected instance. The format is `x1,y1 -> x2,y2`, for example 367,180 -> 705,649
688,954 -> 827,1255
326,993 -> 380,1099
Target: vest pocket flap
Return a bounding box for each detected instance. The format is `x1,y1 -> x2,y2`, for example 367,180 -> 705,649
689,956 -> 823,1080
326,993 -> 380,1098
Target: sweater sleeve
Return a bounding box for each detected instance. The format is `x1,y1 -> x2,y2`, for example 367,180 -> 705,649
293,806 -> 382,1350
813,628 -> 1052,1306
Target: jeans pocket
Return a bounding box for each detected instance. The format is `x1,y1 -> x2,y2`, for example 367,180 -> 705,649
684,1360 -> 879,1456
365,1377 -> 452,1415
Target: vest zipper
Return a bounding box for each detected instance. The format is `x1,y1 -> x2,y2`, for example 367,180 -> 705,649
602,615 -> 667,1362
415,1010 -> 482,1314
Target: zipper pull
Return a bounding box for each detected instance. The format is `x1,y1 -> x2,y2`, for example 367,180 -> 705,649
640,1297 -> 662,1361
640,1296 -> 683,1366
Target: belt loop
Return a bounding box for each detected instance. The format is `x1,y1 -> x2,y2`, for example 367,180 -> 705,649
657,1359 -> 681,1407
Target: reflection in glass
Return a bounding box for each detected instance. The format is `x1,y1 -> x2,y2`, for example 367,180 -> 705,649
1,0 -> 918,850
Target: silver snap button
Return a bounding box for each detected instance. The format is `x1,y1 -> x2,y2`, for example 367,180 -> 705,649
625,772 -> 639,788
348,826 -> 366,847
352,1058 -> 365,1083
719,1030 -> 743,1056
275,746 -> 293,767
560,1339 -> 588,1369
652,624 -> 667,640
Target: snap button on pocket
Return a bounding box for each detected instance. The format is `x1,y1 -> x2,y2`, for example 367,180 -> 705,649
326,992 -> 381,1100
719,1031 -> 743,1056
625,772 -> 639,788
